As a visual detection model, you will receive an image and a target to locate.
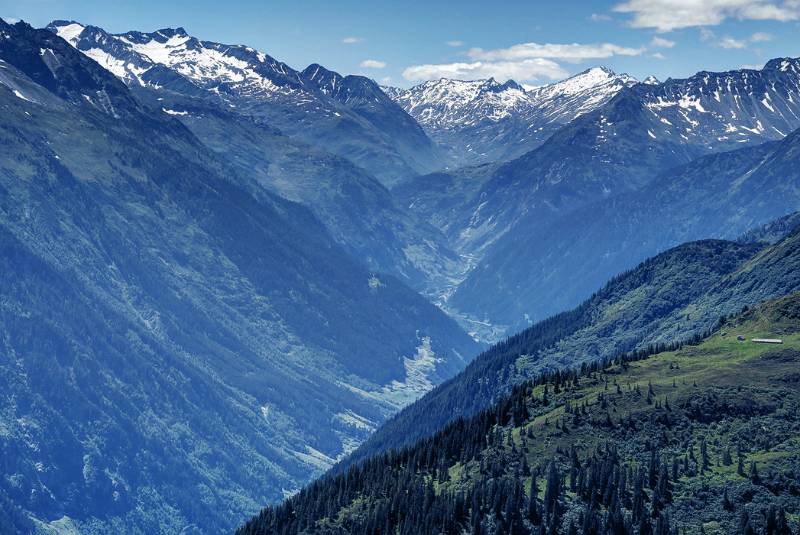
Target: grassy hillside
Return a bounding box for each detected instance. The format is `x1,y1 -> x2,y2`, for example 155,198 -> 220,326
340,232 -> 800,470
240,293 -> 800,534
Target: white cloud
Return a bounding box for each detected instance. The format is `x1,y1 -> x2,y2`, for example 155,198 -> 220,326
614,0 -> 800,32
467,41 -> 645,63
700,28 -> 716,41
650,36 -> 676,48
402,39 -> 644,83
750,31 -> 773,41
718,36 -> 747,48
700,28 -> 751,49
360,59 -> 387,69
402,58 -> 569,83
446,40 -> 465,47
652,52 -> 667,59
589,13 -> 612,22
341,36 -> 363,44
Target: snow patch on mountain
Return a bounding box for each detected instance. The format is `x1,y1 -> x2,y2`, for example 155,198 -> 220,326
49,21 -> 302,97
636,57 -> 800,147
53,22 -> 84,44
336,336 -> 446,411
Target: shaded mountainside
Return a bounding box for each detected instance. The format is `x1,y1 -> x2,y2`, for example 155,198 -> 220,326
385,68 -> 636,168
0,20 -> 477,533
130,87 -> 460,293
452,127 -> 800,331
340,227 -> 800,470
47,21 -> 441,187
302,63 -> 442,177
240,293 -> 800,535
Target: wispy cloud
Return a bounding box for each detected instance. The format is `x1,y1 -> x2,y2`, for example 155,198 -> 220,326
360,59 -> 387,69
652,52 -> 667,59
650,36 -> 675,48
614,0 -> 800,32
589,13 -> 612,22
402,58 -> 568,83
403,39 -> 645,83
341,36 -> 363,44
446,40 -> 465,47
750,31 -> 773,42
718,36 -> 747,49
467,41 -> 645,63
700,28 -> 716,41
699,28 -> 774,49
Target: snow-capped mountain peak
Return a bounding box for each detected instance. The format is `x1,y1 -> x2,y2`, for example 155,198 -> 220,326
48,20 -> 303,93
47,20 -> 441,186
535,66 -> 634,97
384,77 -> 534,131
763,57 -> 800,74
385,67 -> 638,166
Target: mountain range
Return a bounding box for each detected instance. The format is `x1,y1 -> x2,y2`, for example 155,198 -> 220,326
451,124 -> 800,331
396,57 -> 800,335
45,20 -> 467,294
47,21 -> 441,187
0,19 -> 476,533
385,67 -> 638,167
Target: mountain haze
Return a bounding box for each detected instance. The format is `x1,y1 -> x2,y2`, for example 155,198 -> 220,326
453,126 -> 800,329
2,11 -> 800,535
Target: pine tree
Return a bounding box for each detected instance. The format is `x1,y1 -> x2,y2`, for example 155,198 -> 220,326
749,461 -> 760,485
722,487 -> 733,511
722,447 -> 732,466
544,461 -> 560,515
775,506 -> 791,535
740,510 -> 757,535
700,438 -> 710,474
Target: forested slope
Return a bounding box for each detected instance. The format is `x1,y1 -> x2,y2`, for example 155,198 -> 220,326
240,293 -> 800,534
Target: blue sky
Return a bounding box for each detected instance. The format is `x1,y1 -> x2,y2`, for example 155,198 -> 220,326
2,0 -> 800,87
